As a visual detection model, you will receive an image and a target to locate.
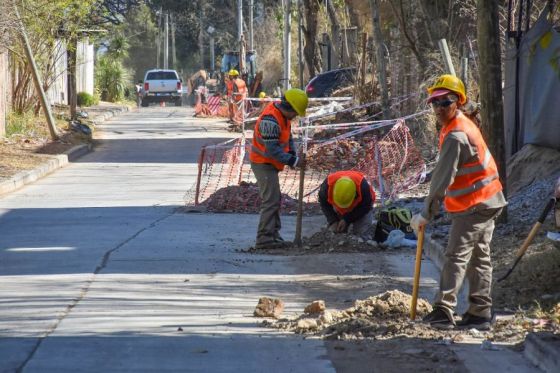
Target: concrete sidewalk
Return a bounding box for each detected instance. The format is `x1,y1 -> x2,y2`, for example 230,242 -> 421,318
0,104 -> 129,197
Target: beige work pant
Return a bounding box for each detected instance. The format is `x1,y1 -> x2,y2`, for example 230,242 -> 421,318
251,162 -> 282,245
435,207 -> 502,319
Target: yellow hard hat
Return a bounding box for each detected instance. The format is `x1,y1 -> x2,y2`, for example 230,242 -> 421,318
259,91 -> 266,99
333,176 -> 356,209
283,88 -> 308,117
427,74 -> 467,105
229,69 -> 239,76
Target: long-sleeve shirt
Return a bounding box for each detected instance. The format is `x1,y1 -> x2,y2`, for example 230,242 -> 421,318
318,178 -> 374,225
258,105 -> 299,167
422,120 -> 507,220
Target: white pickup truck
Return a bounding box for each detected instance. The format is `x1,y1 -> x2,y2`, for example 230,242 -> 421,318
141,69 -> 183,107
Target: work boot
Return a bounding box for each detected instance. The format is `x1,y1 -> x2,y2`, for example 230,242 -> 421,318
422,307 -> 455,330
456,312 -> 492,331
254,240 -> 290,250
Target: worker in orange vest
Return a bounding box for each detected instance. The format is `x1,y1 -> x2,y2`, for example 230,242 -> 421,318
224,69 -> 247,124
318,171 -> 376,239
250,88 -> 308,250
410,75 -> 506,330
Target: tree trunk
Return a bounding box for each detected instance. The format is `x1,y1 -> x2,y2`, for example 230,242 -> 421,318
67,38 -> 77,120
477,0 -> 508,216
370,0 -> 390,119
326,0 -> 340,69
302,0 -> 320,79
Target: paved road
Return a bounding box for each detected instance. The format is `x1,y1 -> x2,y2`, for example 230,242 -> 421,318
1,106 -> 536,373
0,107 -> 338,372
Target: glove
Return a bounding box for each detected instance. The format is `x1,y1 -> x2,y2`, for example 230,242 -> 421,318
328,222 -> 338,232
410,213 -> 429,234
336,220 -> 348,233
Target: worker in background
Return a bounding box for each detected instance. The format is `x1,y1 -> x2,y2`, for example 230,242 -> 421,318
224,70 -> 236,123
318,170 -> 376,239
249,88 -> 308,250
225,69 -> 247,124
410,75 -> 506,330
135,80 -> 143,108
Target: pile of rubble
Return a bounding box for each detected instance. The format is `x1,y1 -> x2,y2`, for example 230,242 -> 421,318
257,290 -> 560,344
306,139 -> 370,171
245,228 -> 382,255
261,290 -> 435,340
201,181 -> 319,214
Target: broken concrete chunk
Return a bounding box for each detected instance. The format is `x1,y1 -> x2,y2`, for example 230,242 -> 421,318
297,318 -> 319,330
254,297 -> 285,318
304,300 -> 326,314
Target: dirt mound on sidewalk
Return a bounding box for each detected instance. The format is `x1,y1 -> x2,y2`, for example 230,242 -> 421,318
244,228 -> 383,255
507,144 -> 560,195
201,181 -> 320,214
262,290 -> 559,343
265,290 -> 436,340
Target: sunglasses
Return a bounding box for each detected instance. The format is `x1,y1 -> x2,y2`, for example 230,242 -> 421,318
431,99 -> 456,108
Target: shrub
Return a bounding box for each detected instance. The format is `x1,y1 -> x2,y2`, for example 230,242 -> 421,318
6,110 -> 41,137
77,92 -> 97,107
95,56 -> 130,102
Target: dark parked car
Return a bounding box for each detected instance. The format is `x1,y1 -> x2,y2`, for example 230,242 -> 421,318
305,67 -> 356,98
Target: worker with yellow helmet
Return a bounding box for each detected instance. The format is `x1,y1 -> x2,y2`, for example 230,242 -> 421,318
250,88 -> 308,250
411,74 -> 506,330
318,170 -> 376,238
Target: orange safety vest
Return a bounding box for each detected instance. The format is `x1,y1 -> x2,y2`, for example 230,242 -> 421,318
250,103 -> 291,171
226,79 -> 234,97
326,171 -> 375,215
439,112 -> 502,213
233,79 -> 247,102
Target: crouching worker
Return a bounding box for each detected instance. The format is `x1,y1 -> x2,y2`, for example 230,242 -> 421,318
318,171 -> 376,239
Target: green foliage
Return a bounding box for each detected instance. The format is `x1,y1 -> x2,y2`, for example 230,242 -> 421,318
77,92 -> 98,107
6,110 -> 41,137
95,56 -> 131,102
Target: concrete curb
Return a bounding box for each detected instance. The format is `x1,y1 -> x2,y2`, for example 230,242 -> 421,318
0,143 -> 92,197
423,233 -> 445,271
86,105 -> 129,124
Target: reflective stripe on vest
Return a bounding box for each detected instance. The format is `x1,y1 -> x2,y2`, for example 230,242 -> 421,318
439,112 -> 502,212
249,103 -> 291,171
326,171 -> 374,215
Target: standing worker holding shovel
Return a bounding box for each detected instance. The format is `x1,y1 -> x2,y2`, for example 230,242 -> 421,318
410,75 -> 507,330
250,88 -> 308,250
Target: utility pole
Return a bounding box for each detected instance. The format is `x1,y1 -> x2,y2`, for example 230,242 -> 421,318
249,0 -> 254,50
156,8 -> 162,68
164,12 -> 169,69
477,0 -> 507,217
283,0 -> 291,90
210,36 -> 215,71
199,7 -> 205,69
171,14 -> 177,70
297,0 -> 304,88
237,0 -> 243,41
13,1 -> 58,140
370,0 -> 390,119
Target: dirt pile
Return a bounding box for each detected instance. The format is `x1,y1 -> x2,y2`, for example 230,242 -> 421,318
507,144 -> 560,195
261,290 -> 560,344
306,139 -> 369,171
201,181 -> 320,214
245,228 -> 383,255
264,290 -> 435,340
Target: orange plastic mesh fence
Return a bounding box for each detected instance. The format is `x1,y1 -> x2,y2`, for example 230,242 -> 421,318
185,119 -> 425,211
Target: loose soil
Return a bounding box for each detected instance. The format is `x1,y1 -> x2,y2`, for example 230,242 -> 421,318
0,130 -> 90,183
